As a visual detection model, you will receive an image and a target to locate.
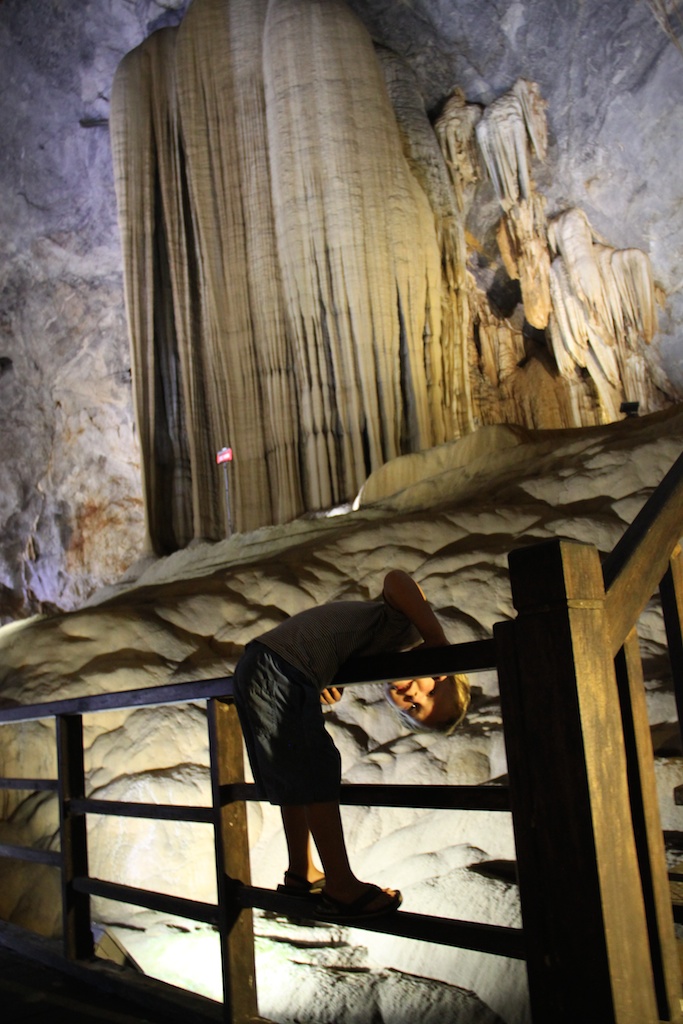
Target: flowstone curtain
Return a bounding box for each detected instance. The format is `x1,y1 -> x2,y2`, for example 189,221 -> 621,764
110,0 -> 460,550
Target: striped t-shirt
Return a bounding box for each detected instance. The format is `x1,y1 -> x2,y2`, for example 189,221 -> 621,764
257,598 -> 420,691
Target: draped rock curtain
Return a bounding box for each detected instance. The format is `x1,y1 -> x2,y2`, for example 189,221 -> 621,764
110,0 -> 457,552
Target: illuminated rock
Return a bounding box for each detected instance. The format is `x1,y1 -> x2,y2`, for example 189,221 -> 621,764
548,208 -> 660,421
113,7 -> 673,555
1,409 -> 682,1022
111,0 -> 464,545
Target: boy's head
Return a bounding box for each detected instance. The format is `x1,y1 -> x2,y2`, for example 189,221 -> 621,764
384,674 -> 470,734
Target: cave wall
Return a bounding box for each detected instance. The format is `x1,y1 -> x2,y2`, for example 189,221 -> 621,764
1,0 -> 683,619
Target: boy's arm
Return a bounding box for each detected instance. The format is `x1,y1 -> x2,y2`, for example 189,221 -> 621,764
382,569 -> 448,647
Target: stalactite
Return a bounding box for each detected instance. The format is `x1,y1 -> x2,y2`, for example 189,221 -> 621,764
496,191 -> 551,329
547,208 -> 660,419
434,89 -> 481,214
474,79 -> 551,330
431,87 -> 483,437
174,0 -> 303,532
612,247 -> 657,343
263,0 -> 450,509
111,28 -> 199,554
377,49 -> 467,441
475,79 -> 546,210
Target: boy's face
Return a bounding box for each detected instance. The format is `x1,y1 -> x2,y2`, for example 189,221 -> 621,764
386,676 -> 453,728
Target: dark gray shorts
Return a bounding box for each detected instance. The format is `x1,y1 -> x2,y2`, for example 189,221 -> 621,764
232,641 -> 341,806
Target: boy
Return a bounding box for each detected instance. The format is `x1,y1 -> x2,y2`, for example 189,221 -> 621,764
232,569 -> 469,922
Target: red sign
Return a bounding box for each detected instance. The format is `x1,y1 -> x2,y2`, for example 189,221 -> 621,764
216,447 -> 233,464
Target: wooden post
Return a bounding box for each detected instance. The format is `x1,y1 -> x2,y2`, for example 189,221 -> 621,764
56,714 -> 93,960
495,538 -> 660,1024
615,630 -> 683,1022
207,698 -> 259,1024
660,545 -> 683,748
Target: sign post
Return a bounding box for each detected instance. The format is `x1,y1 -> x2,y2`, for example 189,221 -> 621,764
216,446 -> 234,537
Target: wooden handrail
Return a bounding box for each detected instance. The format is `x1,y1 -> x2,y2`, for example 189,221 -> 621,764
602,448 -> 683,655
239,884 -> 526,959
0,638 -> 516,1024
0,676 -> 234,725
336,637 -> 496,685
73,876 -> 221,926
0,843 -> 60,866
0,637 -> 497,727
222,781 -> 511,811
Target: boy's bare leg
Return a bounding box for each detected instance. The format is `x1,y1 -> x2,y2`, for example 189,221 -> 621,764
302,800 -> 399,907
280,805 -> 324,885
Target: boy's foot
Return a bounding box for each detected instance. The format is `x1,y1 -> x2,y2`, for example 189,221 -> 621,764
277,871 -> 326,897
314,884 -> 402,922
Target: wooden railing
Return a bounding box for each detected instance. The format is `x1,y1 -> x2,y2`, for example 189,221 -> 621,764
494,448 -> 683,1024
0,647 -> 521,1024
1,450 -> 683,1023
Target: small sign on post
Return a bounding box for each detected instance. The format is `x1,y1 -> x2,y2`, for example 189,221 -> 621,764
216,446 -> 234,537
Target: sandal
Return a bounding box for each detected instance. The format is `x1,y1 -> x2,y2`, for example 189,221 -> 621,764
276,871 -> 326,898
314,884 -> 402,922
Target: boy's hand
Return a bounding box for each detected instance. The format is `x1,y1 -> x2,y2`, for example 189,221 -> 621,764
320,686 -> 344,705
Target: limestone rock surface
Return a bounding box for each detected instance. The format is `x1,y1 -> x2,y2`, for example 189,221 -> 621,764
0,409 -> 681,1024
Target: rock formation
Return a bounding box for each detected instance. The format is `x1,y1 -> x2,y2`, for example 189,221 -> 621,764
111,0 -> 456,546
109,0 -> 678,556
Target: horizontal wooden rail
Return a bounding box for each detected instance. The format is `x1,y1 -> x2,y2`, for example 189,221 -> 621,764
602,448 -> 683,654
0,842 -> 61,866
239,884 -> 526,960
68,798 -> 214,823
69,873 -> 527,961
338,782 -> 510,811
336,638 -> 496,685
222,782 -> 511,812
0,781 -> 510,824
0,677 -> 235,725
0,637 -> 493,728
73,876 -> 221,926
0,778 -> 58,791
